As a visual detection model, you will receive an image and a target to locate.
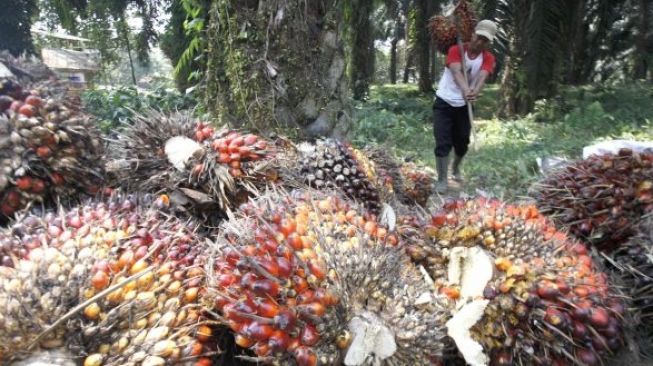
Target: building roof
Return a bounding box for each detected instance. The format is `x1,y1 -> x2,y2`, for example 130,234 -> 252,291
41,48 -> 100,72
31,29 -> 92,42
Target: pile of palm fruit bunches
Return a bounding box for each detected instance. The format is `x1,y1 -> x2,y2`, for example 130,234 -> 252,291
3,58 -> 653,366
531,147 -> 653,358
0,76 -> 105,223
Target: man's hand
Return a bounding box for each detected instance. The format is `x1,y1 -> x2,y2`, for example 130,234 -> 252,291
463,88 -> 477,102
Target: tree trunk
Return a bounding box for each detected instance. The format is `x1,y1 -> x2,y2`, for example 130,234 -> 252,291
633,0 -> 650,79
415,0 -> 432,93
390,37 -> 398,84
350,0 -> 375,100
563,0 -> 588,85
499,0 -> 530,117
205,0 -> 349,138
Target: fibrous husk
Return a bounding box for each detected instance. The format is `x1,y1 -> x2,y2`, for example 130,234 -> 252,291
399,197 -> 626,365
0,79 -> 104,222
0,195 -> 218,365
428,0 -> 477,54
106,109 -> 281,224
531,148 -> 653,251
207,189 -> 448,365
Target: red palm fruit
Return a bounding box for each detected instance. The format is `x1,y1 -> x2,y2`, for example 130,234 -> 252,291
273,309 -> 297,331
280,218 -> 297,237
277,257 -> 293,278
218,153 -> 231,164
245,321 -> 274,341
296,290 -> 315,304
18,104 -> 35,117
544,308 -> 564,328
251,279 -> 281,297
537,282 -> 560,300
230,136 -> 245,147
294,346 -> 317,366
287,233 -> 303,250
235,334 -> 256,348
24,95 -> 42,107
230,160 -> 241,169
5,191 -> 20,207
256,298 -> 280,318
51,172 -> 65,185
300,324 -> 320,346
1,204 -> 14,216
589,308 -> 609,328
257,257 -> 280,277
30,179 -> 45,193
16,176 -> 32,191
297,302 -> 326,317
307,259 -> 327,280
254,342 -> 272,357
91,270 -> 110,290
268,330 -> 290,352
577,349 -> 598,365
195,130 -> 204,141
36,146 -> 52,158
572,321 -> 588,339
314,288 -> 338,306
244,134 -> 258,145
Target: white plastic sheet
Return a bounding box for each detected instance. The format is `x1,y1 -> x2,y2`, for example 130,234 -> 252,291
582,139 -> 653,159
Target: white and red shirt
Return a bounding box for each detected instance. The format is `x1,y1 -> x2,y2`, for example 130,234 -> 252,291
436,44 -> 495,107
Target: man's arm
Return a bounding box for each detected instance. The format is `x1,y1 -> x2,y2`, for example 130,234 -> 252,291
449,62 -> 473,100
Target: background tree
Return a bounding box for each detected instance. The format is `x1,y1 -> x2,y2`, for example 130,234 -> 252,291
347,0 -> 376,100
0,0 -> 39,56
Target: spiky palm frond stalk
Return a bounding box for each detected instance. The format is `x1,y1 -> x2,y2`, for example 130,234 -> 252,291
207,189 -> 448,366
399,197 -> 625,366
531,148 -> 653,251
0,80 -> 105,222
107,109 -> 275,224
0,196 -> 218,365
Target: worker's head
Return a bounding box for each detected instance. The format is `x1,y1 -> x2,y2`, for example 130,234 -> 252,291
471,20 -> 497,50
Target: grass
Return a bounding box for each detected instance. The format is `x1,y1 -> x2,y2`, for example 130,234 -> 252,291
350,81 -> 653,201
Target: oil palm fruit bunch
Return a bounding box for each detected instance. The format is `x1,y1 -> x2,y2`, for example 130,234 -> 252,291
0,82 -> 104,221
531,148 -> 653,251
296,140 -> 381,213
0,195 -> 218,365
608,216 -> 653,357
207,190 -> 448,366
398,197 -> 625,366
107,109 -> 274,223
398,162 -> 434,207
428,0 -> 477,54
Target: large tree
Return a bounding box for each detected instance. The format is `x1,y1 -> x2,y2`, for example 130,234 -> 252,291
348,0 -> 376,100
205,0 -> 349,138
0,0 -> 38,56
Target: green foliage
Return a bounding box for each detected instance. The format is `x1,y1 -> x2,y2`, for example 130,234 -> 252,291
0,0 -> 38,56
350,82 -> 653,200
82,86 -> 199,133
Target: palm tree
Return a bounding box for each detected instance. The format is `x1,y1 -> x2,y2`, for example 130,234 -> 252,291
204,0 -> 350,137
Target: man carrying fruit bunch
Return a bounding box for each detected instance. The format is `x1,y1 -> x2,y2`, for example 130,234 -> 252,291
432,19 -> 497,193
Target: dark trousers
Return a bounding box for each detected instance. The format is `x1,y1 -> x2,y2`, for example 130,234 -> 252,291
432,97 -> 471,158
